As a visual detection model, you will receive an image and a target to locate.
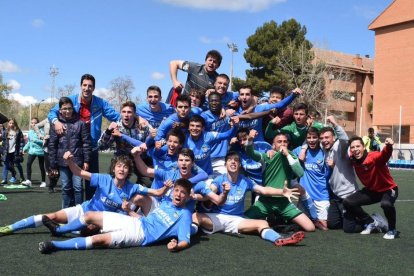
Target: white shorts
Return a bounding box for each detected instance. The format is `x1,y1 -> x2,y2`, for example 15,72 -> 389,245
211,158 -> 227,177
202,213 -> 245,234
314,200 -> 330,220
102,211 -> 145,248
63,205 -> 85,224
137,196 -> 159,216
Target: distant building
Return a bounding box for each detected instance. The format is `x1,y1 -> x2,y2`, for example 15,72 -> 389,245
369,0 -> 414,143
313,48 -> 374,137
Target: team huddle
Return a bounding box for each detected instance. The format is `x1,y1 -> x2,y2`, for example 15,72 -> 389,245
0,50 -> 399,254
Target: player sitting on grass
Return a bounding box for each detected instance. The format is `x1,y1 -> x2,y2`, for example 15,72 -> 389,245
38,178 -> 194,254
192,151 -> 305,247
0,151 -> 170,237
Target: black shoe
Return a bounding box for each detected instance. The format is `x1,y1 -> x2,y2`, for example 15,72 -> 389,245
39,241 -> 56,254
48,187 -> 55,193
42,215 -> 60,236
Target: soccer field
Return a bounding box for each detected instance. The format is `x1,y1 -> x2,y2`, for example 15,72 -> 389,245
0,153 -> 413,275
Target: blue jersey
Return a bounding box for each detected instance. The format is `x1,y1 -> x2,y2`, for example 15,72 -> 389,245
203,91 -> 239,110
152,166 -> 208,202
154,113 -> 189,141
201,110 -> 231,158
141,200 -> 192,246
237,93 -> 296,141
210,174 -> 256,216
137,102 -> 175,129
232,141 -> 271,185
185,129 -> 235,175
293,146 -> 330,201
148,145 -> 177,170
82,174 -> 148,214
186,181 -> 214,211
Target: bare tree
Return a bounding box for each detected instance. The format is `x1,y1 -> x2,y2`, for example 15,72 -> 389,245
57,84 -> 76,98
107,76 -> 135,111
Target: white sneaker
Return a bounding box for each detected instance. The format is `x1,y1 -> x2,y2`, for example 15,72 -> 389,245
360,222 -> 376,235
383,230 -> 399,240
40,182 -> 47,188
22,180 -> 32,187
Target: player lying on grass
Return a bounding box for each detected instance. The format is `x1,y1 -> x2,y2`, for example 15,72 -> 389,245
0,151 -> 171,237
38,178 -> 194,253
192,151 -> 305,247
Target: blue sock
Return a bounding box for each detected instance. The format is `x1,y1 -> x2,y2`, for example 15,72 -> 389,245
51,237 -> 87,250
56,217 -> 87,234
301,194 -> 318,221
11,215 -> 42,232
261,228 -> 280,243
190,223 -> 199,235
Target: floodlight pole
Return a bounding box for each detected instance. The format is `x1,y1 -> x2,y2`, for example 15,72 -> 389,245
227,43 -> 238,91
49,65 -> 59,102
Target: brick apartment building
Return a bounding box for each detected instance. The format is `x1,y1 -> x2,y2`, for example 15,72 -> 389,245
369,0 -> 414,143
313,48 -> 374,137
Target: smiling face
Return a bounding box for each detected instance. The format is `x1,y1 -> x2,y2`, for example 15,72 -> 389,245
239,88 -> 253,109
112,161 -> 129,181
225,154 -> 241,174
30,119 -> 38,128
350,139 -> 365,160
166,135 -> 181,155
120,106 -> 135,127
189,121 -> 204,139
80,79 -> 95,102
208,93 -> 222,114
269,92 -> 283,104
171,184 -> 190,207
214,76 -> 229,95
306,132 -> 320,150
147,90 -> 161,110
320,130 -> 335,150
59,103 -> 74,120
177,154 -> 194,178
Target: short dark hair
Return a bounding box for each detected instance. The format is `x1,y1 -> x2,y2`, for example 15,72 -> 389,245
80,74 -> 95,87
147,85 -> 162,97
206,50 -> 222,66
59,97 -> 74,108
174,178 -> 193,194
349,136 -> 364,146
307,127 -> 320,137
368,127 -> 375,133
239,85 -> 253,93
189,114 -> 205,127
176,94 -> 191,107
293,103 -> 309,114
166,128 -> 185,145
216,73 -> 230,82
121,101 -> 136,113
208,91 -> 222,101
236,127 -> 250,139
319,126 -> 335,136
225,151 -> 241,162
109,155 -> 133,179
178,148 -> 195,162
270,86 -> 287,98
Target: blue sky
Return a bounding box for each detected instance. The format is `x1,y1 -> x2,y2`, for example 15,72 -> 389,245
0,0 -> 392,106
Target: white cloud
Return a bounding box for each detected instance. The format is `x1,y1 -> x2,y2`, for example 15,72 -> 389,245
0,60 -> 20,73
32,18 -> 45,28
151,72 -> 165,80
158,0 -> 286,12
94,87 -> 112,100
7,93 -> 37,106
7,79 -> 21,91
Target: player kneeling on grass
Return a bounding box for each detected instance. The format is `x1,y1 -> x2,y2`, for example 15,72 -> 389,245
38,178 -> 193,254
0,151 -> 170,237
344,137 -> 399,239
192,151 -> 305,247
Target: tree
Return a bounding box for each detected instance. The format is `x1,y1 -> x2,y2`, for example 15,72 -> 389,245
57,84 -> 76,98
107,76 -> 135,111
0,73 -> 12,114
244,19 -> 311,95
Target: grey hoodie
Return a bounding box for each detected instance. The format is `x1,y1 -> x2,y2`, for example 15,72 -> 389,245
325,125 -> 358,199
